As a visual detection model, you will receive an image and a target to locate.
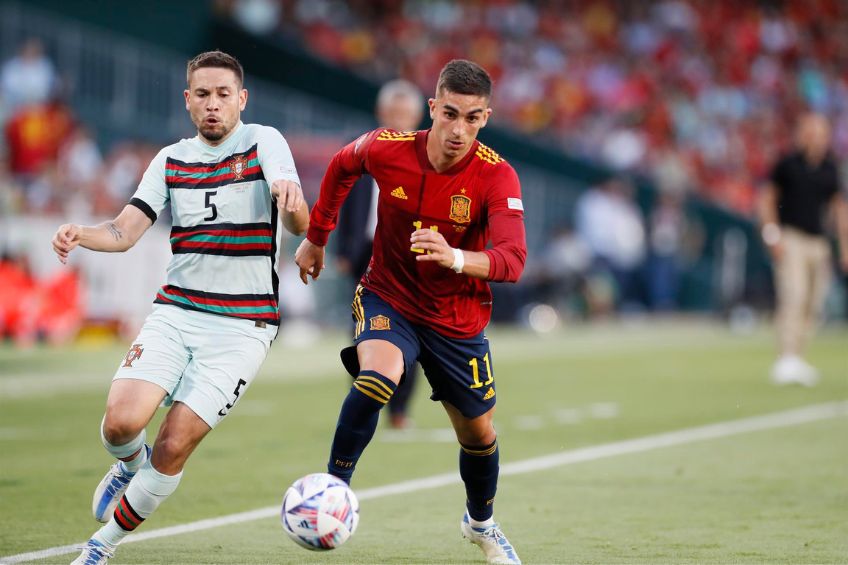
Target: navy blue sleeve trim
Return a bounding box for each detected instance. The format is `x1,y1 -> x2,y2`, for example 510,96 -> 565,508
129,197 -> 157,224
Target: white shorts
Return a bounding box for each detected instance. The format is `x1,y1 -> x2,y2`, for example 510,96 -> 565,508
113,304 -> 275,428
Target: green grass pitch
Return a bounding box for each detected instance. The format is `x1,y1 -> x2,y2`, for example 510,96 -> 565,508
1,322 -> 846,564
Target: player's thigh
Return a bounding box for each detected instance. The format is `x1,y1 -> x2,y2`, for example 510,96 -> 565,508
341,286 -> 420,384
106,311 -> 191,437
176,328 -> 270,429
419,328 -> 496,419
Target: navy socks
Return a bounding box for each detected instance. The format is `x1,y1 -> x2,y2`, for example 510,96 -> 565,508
460,439 -> 499,521
327,371 -> 397,483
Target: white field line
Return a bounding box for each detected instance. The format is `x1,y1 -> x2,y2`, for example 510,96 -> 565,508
2,400 -> 846,564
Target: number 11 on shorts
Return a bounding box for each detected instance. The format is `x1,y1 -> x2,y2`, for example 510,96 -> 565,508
468,353 -> 493,389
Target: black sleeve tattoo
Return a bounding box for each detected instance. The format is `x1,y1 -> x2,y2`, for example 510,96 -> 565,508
106,223 -> 123,242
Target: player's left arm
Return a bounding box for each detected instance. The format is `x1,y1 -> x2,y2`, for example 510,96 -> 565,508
412,165 -> 527,281
257,126 -> 308,235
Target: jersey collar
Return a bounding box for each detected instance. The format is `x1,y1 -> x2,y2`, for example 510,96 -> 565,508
415,129 -> 479,175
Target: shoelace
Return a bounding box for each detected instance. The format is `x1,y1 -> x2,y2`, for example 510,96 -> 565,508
482,526 -> 516,551
83,547 -> 108,565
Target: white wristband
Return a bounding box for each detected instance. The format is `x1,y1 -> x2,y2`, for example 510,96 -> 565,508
761,223 -> 781,246
450,247 -> 465,273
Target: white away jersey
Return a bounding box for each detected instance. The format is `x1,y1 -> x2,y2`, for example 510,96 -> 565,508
129,122 -> 300,326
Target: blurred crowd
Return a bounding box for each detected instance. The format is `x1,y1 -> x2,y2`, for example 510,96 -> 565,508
0,39 -> 158,344
0,253 -> 83,346
0,39 -> 160,218
224,0 -> 848,216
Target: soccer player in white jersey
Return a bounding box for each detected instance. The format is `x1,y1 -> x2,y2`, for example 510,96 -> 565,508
51,51 -> 308,565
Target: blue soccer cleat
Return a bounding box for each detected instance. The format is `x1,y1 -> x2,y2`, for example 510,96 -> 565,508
71,538 -> 113,565
92,444 -> 151,523
461,512 -> 521,564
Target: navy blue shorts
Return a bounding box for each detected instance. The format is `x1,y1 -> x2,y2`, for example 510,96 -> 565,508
340,286 -> 496,418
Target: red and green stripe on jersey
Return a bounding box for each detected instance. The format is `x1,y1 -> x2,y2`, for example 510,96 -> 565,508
155,285 -> 280,325
170,222 -> 273,257
165,144 -> 263,189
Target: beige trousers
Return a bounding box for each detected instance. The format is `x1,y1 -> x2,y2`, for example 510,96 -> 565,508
775,227 -> 832,355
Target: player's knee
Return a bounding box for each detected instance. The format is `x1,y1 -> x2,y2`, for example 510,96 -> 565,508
357,342 -> 404,383
101,415 -> 144,446
461,428 -> 497,447
456,417 -> 496,447
357,355 -> 403,384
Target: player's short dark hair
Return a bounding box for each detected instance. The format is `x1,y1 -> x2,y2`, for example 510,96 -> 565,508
186,50 -> 244,87
436,59 -> 492,99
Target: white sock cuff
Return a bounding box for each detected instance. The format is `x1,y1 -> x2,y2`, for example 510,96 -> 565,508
100,418 -> 146,459
135,460 -> 182,497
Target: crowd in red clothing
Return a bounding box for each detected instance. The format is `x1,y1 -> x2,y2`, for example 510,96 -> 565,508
0,254 -> 84,346
225,0 -> 848,215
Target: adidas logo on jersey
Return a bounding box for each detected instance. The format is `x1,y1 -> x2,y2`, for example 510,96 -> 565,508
483,387 -> 495,400
391,186 -> 408,200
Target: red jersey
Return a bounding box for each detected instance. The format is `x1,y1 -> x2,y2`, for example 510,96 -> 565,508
307,128 -> 526,338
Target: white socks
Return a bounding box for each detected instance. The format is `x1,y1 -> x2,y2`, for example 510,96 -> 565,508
469,515 -> 496,529
95,460 -> 183,548
119,445 -> 149,474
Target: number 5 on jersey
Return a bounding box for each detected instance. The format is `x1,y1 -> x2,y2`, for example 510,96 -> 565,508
411,220 -> 438,254
204,191 -> 218,222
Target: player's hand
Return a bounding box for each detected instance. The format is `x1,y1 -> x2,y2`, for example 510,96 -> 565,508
52,223 -> 82,264
295,238 -> 325,284
410,228 -> 453,268
272,180 -> 304,214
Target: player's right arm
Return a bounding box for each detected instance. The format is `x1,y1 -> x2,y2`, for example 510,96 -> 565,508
296,129 -> 380,284
53,147 -> 171,264
52,205 -> 153,263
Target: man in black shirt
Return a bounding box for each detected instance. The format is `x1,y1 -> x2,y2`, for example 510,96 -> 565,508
759,113 -> 848,385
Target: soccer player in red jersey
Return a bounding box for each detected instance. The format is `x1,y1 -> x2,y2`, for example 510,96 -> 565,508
296,59 -> 525,564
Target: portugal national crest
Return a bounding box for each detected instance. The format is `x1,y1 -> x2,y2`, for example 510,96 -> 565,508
230,154 -> 248,180
450,194 -> 472,224
123,343 -> 144,368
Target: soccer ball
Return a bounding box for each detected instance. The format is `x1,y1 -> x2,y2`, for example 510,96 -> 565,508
280,473 -> 359,551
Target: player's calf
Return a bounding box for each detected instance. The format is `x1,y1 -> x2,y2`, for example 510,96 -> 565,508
327,370 -> 397,483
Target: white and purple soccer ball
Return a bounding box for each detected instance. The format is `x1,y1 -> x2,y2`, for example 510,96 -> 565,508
281,472 -> 359,551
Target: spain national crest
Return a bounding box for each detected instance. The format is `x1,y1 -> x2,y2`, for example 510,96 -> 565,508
450,194 -> 472,224
230,154 -> 248,180
369,315 -> 391,331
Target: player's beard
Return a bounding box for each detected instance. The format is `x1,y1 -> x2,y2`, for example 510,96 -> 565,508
199,122 -> 229,142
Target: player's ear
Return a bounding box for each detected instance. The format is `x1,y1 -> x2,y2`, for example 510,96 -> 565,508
480,107 -> 492,128
184,89 -> 190,110
428,98 -> 436,120
240,88 -> 248,111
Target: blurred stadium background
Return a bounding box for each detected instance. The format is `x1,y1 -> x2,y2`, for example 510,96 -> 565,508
1,1 -> 847,564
